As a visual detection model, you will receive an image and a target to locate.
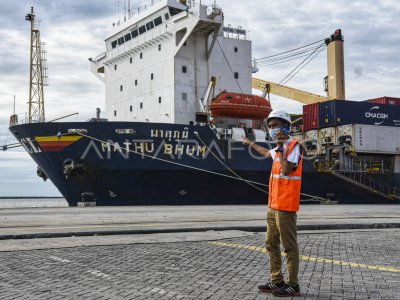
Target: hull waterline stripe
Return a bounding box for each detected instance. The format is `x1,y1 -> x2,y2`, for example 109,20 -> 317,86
35,136 -> 82,142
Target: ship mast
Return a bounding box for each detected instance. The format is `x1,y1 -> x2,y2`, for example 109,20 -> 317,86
25,7 -> 48,123
325,29 -> 345,100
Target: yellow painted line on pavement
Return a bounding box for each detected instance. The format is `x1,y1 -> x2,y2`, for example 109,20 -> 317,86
209,241 -> 400,273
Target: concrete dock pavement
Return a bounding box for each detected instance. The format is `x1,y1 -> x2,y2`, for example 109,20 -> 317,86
1,229 -> 400,299
0,204 -> 400,299
0,204 -> 400,239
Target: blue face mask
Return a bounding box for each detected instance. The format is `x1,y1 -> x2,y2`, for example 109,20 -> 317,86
269,128 -> 281,140
269,126 -> 290,140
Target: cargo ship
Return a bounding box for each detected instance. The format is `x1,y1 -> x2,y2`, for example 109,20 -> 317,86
7,1 -> 400,206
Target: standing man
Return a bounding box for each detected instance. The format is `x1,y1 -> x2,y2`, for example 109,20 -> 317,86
243,109 -> 303,297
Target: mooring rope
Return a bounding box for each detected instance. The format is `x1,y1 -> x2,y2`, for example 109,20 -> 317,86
72,130 -> 327,202
72,130 -> 269,188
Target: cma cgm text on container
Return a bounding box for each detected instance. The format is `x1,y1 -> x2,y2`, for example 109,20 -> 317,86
318,100 -> 400,128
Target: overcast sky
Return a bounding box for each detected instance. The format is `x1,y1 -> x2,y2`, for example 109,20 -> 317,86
0,0 -> 399,197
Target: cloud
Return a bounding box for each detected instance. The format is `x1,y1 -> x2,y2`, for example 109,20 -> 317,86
219,0 -> 400,100
354,65 -> 363,77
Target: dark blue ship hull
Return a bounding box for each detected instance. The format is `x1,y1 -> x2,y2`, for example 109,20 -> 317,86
9,121 -> 398,206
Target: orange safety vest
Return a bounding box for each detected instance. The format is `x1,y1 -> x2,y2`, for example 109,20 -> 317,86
268,138 -> 303,212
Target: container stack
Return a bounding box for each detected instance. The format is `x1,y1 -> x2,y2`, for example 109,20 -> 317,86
366,96 -> 400,106
298,99 -> 400,155
303,99 -> 400,131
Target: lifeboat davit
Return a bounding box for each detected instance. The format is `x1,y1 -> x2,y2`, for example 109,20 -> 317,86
210,91 -> 273,120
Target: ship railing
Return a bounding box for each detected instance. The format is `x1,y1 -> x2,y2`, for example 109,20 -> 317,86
118,0 -> 198,25
332,166 -> 400,200
315,160 -> 400,199
8,113 -> 47,127
107,21 -> 175,62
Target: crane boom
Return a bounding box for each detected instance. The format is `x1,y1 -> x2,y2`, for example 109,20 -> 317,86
252,78 -> 331,104
252,29 -> 345,105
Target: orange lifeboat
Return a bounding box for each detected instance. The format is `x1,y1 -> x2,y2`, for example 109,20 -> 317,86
210,91 -> 272,120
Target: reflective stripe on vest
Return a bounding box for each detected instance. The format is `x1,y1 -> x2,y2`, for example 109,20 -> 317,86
270,174 -> 302,180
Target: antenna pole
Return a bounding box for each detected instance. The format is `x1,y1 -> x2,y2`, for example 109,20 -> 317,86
117,0 -> 120,20
124,0 -> 126,21
25,7 -> 46,123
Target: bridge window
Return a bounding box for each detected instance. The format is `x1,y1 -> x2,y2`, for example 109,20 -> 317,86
146,21 -> 154,30
125,33 -> 132,42
154,16 -> 162,26
111,40 -> 118,48
131,29 -> 138,38
169,7 -> 183,16
138,25 -> 146,34
118,37 -> 125,45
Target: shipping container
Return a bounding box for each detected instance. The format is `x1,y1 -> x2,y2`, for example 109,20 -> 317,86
336,124 -> 400,154
318,127 -> 337,146
336,124 -> 353,144
304,129 -> 318,142
318,101 -> 335,128
367,96 -> 400,106
318,100 -> 400,128
303,129 -> 319,154
302,103 -> 319,131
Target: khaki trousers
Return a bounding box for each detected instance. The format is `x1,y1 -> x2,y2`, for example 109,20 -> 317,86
265,207 -> 299,286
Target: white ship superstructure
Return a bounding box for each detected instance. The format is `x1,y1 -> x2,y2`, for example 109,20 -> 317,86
90,0 -> 253,125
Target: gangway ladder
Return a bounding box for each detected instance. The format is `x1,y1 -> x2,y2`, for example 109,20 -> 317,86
330,168 -> 400,201
318,145 -> 400,201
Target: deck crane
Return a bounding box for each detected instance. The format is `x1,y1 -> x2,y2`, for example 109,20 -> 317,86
252,29 -> 345,105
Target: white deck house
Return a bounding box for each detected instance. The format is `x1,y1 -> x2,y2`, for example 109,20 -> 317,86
90,0 -> 253,125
